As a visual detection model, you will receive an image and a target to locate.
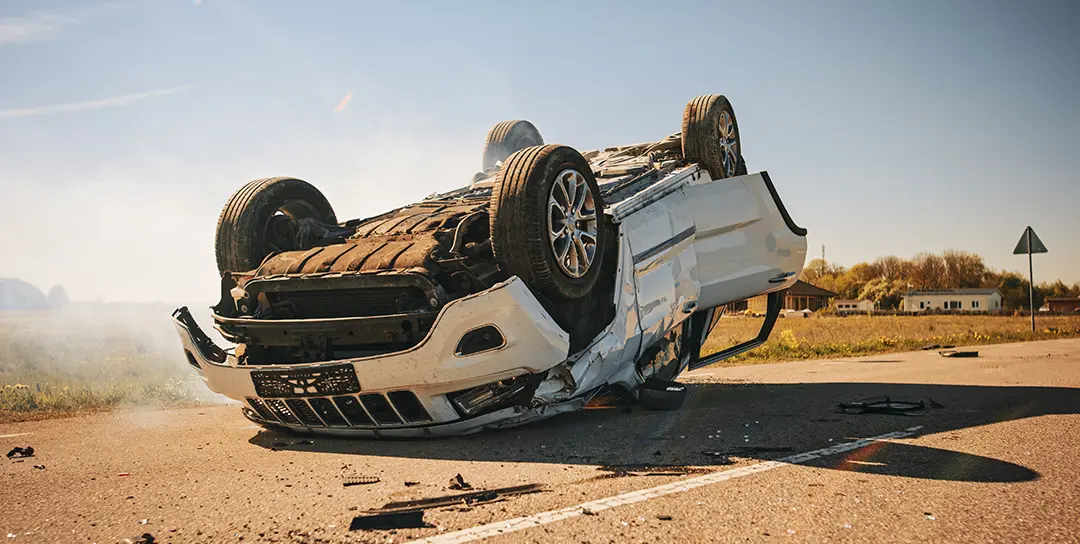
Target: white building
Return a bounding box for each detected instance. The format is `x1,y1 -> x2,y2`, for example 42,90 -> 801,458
902,288 -> 1002,313
834,299 -> 875,313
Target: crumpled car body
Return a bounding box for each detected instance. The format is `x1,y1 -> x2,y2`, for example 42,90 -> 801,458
175,133 -> 808,437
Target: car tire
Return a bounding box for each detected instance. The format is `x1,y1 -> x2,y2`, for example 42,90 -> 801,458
490,144 -> 608,302
638,379 -> 688,411
682,94 -> 745,179
482,120 -> 544,171
215,177 -> 337,274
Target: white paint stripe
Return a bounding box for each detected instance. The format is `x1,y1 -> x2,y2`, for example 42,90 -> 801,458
0,433 -> 32,439
408,426 -> 923,544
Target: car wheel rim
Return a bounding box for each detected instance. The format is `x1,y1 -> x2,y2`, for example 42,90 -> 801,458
717,109 -> 738,178
548,168 -> 598,279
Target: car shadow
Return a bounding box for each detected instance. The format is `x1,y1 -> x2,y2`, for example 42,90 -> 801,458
249,381 -> 1077,483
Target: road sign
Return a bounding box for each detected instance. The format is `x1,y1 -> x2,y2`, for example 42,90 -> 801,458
1013,226 -> 1047,332
1013,226 -> 1048,254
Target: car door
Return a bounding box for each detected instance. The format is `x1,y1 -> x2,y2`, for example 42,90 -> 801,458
621,188 -> 701,350
681,170 -> 808,310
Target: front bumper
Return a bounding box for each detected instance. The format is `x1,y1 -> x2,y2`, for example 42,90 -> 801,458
175,277 -> 571,436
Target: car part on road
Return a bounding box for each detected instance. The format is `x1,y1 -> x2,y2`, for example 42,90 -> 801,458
6,446 -> 34,458
940,350 -> 979,358
482,120 -> 544,171
32,464 -> 45,470
707,446 -> 795,455
350,511 -> 430,531
361,484 -> 545,516
837,398 -> 927,415
342,475 -> 380,487
638,378 -> 688,411
121,533 -> 155,544
448,473 -> 472,490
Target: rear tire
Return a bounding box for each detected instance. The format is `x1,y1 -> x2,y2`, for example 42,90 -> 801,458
215,177 -> 336,274
490,144 -> 607,302
682,94 -> 745,179
638,379 -> 688,411
482,120 -> 544,171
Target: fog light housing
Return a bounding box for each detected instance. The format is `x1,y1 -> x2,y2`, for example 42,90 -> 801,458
448,375 -> 531,417
455,325 -> 505,356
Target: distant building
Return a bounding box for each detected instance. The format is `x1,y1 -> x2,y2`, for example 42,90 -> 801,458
902,288 -> 1002,313
1046,297 -> 1080,313
834,299 -> 875,313
746,280 -> 837,314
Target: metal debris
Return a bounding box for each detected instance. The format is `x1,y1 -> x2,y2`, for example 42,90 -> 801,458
837,398 -> 926,415
404,481 -> 420,487
32,465 -> 45,470
361,484 -> 545,516
343,476 -> 380,487
939,350 -> 979,358
448,473 -> 472,490
706,446 -> 794,456
6,446 -> 34,458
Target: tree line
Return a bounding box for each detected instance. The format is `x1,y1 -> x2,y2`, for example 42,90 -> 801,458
801,250 -> 1080,311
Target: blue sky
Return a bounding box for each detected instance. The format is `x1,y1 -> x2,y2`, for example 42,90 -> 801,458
1,0 -> 1077,302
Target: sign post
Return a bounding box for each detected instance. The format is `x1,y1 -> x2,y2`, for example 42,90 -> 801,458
1013,226 -> 1048,332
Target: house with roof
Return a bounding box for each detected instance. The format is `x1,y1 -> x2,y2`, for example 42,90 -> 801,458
1046,297 -> 1080,313
902,288 -> 1002,313
743,280 -> 837,314
834,299 -> 876,313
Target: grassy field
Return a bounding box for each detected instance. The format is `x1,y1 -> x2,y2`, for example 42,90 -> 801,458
702,314 -> 1080,365
0,304 -> 222,423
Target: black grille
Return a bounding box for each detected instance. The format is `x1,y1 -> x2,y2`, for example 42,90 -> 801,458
251,364 -> 360,398
361,394 -> 402,424
333,396 -> 374,426
247,398 -> 278,422
388,391 -> 432,422
309,397 -> 348,426
285,399 -> 324,426
264,399 -> 301,425
268,287 -> 428,318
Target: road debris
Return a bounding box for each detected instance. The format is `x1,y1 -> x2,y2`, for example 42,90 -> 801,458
32,465 -> 45,470
705,446 -> 794,456
6,446 -> 34,458
582,507 -> 599,516
920,344 -> 955,351
360,483 -> 544,517
404,481 -> 420,487
448,473 -> 472,490
837,398 -> 926,415
350,511 -> 429,531
597,464 -> 712,478
118,472 -> 132,477
343,476 -> 380,487
120,533 -> 155,544
657,514 -> 673,521
939,350 -> 979,358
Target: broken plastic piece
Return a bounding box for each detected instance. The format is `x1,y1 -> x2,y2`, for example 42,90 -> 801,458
6,446 -> 34,458
448,473 -> 472,490
939,350 -> 978,358
350,511 -> 429,531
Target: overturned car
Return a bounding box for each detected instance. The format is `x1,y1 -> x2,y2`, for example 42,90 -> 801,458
174,94 -> 808,436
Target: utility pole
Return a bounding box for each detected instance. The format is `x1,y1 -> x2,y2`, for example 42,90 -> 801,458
821,244 -> 825,263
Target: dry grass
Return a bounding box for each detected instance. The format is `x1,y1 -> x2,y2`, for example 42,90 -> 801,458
702,314 -> 1080,366
0,305 -> 223,423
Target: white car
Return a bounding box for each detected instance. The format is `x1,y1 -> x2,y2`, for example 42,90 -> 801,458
173,94 -> 808,437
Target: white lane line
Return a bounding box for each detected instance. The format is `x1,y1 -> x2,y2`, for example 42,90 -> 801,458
408,426 -> 923,544
0,433 -> 32,439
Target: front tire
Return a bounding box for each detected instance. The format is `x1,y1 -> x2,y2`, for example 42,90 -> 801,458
490,144 -> 607,302
215,177 -> 336,274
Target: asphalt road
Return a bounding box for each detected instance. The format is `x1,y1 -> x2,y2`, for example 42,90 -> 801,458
4,338 -> 1080,543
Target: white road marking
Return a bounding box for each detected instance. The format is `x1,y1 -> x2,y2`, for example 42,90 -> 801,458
0,433 -> 32,439
408,426 -> 924,544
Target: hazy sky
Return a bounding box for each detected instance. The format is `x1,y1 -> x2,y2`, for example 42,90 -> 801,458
2,0 -> 1078,303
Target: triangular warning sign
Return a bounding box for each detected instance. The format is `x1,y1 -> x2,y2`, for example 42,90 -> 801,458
1013,226 -> 1048,254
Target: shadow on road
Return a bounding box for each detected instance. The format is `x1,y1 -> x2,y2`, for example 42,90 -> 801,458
250,381 -> 1078,483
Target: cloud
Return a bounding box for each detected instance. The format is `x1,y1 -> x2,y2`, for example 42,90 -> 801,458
334,90 -> 353,113
0,11 -> 80,45
0,85 -> 194,120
